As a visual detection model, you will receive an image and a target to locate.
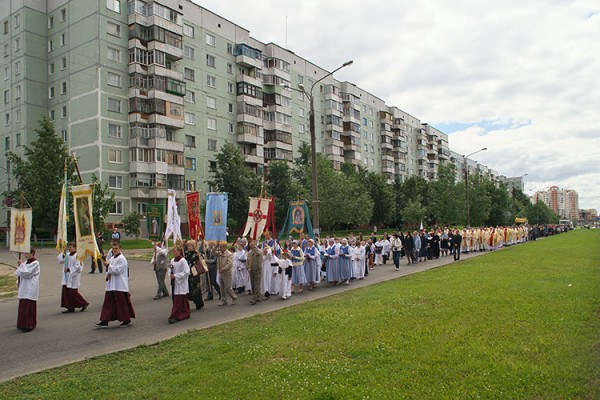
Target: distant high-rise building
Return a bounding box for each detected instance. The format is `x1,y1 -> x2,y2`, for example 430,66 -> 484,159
533,186 -> 579,220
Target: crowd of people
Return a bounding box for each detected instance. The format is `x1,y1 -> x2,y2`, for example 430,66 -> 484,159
13,224 -> 567,332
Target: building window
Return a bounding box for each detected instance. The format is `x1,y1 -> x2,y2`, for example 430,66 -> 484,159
184,67 -> 194,81
206,96 -> 216,109
48,16 -> 54,28
185,157 -> 196,170
110,200 -> 123,215
4,67 -> 8,80
299,108 -> 304,117
15,109 -> 21,122
227,63 -> 233,74
206,54 -> 215,67
108,148 -> 123,164
109,176 -> 123,189
183,45 -> 194,59
137,203 -> 147,214
14,14 -> 20,28
299,124 -> 305,134
108,98 -> 121,113
4,113 -> 10,126
60,33 -> 66,46
60,57 -> 67,70
61,81 -> 67,94
4,137 -> 9,149
185,134 -> 196,147
3,89 -> 9,103
61,106 -> 68,118
15,85 -> 21,99
183,24 -> 194,38
184,91 -> 195,103
106,0 -> 121,13
208,139 -> 217,151
61,129 -> 68,142
14,38 -> 21,51
184,112 -> 195,125
107,72 -> 121,87
4,21 -> 9,35
60,8 -> 67,22
107,21 -> 121,37
206,33 -> 215,47
228,82 -> 234,93
108,123 -> 122,138
228,103 -> 233,113
207,118 -> 216,130
48,87 -> 55,99
229,123 -> 234,134
185,180 -> 196,192
206,75 -> 216,88
15,61 -> 21,75
49,110 -> 55,120
107,47 -> 121,62
49,62 -> 55,75
48,40 -> 54,52
16,132 -> 21,146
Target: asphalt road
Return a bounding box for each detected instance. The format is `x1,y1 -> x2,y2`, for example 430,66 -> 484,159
0,246 -> 484,382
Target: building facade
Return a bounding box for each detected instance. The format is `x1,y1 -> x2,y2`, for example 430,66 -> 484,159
1,0 -> 503,229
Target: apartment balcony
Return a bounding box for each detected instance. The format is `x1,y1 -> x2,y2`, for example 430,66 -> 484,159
236,94 -> 262,108
149,187 -> 169,198
244,153 -> 264,165
263,121 -> 292,133
236,73 -> 263,89
147,65 -> 183,81
325,91 -> 342,102
129,188 -> 150,198
382,165 -> 394,174
327,153 -> 345,164
427,146 -> 438,156
438,149 -> 450,160
148,90 -> 184,105
345,156 -> 362,167
343,143 -> 360,153
147,40 -> 183,60
237,133 -> 262,145
149,137 -> 184,152
381,141 -> 393,151
264,140 -> 292,152
325,138 -> 343,147
236,113 -> 263,126
381,154 -> 394,163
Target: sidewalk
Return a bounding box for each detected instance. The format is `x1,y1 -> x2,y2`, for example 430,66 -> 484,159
0,246 -> 485,382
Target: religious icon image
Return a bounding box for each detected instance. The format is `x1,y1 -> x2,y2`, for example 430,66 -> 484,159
212,210 -> 222,226
293,207 -> 304,225
76,198 -> 92,237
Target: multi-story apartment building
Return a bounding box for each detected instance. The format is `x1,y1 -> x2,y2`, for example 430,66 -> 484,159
532,186 -> 579,221
0,0 -> 501,229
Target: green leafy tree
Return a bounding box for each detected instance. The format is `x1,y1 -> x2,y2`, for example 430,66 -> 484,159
401,198 -> 427,227
316,156 -> 372,229
398,176 -> 429,226
365,172 -> 395,227
428,163 -> 465,226
121,212 -> 142,238
4,117 -> 77,235
90,174 -> 116,234
485,181 -> 511,226
526,200 -> 558,225
266,160 -> 300,230
208,143 -> 261,230
467,174 -> 491,227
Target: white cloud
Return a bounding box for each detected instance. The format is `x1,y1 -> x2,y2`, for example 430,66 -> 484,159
194,0 -> 600,210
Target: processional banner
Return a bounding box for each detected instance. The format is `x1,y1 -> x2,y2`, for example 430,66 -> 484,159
10,208 -> 32,253
241,197 -> 272,241
164,189 -> 182,244
205,192 -> 228,244
186,191 -> 204,241
146,204 -> 164,242
71,184 -> 101,261
278,200 -> 314,240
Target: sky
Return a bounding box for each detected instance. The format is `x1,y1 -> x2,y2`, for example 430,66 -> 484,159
194,0 -> 600,211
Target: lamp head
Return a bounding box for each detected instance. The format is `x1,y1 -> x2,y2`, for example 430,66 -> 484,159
343,60 -> 354,67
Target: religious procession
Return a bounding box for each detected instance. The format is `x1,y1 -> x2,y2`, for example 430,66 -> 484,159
9,180 -> 564,333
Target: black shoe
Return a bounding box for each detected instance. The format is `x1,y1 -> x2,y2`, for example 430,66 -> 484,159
21,328 -> 33,333
168,318 -> 177,324
89,271 -> 95,274
206,293 -> 213,301
119,320 -> 131,328
264,291 -> 270,298
94,321 -> 109,328
62,309 -> 75,314
81,304 -> 89,312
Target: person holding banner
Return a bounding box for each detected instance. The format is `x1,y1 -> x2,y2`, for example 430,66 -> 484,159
15,248 -> 40,332
57,242 -> 89,313
184,240 -> 204,310
152,241 -> 169,300
168,245 -> 191,324
94,242 -> 135,328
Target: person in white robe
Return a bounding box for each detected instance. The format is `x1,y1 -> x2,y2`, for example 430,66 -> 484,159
16,248 -> 40,332
168,245 -> 191,323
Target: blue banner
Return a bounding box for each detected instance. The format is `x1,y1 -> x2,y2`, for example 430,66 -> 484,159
205,192 -> 228,244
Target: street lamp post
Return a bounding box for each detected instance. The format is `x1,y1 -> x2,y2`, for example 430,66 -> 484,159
463,147 -> 487,227
299,60 -> 353,236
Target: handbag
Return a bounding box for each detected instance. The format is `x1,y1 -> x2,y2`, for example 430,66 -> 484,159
199,259 -> 208,273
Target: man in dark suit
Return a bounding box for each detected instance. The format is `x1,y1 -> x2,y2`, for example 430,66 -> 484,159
452,229 -> 462,261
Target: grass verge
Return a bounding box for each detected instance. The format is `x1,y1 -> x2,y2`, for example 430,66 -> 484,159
0,230 -> 598,399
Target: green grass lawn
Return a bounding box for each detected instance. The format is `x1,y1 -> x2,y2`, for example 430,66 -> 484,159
1,230 -> 598,399
0,275 -> 17,298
